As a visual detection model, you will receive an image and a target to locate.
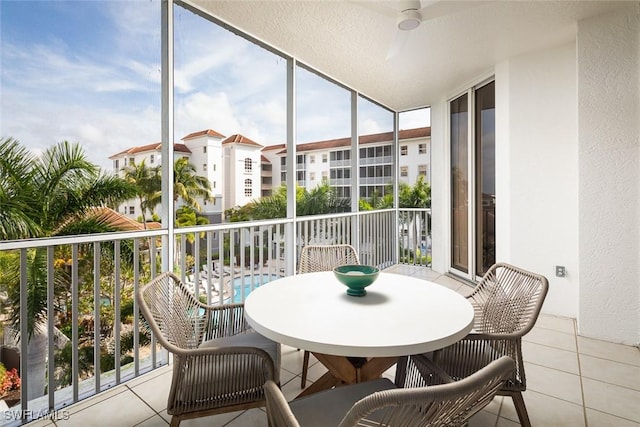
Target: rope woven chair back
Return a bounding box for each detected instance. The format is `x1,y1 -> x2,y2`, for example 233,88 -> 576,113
138,272 -> 206,350
298,244 -> 360,273
265,356 -> 515,427
469,263 -> 549,335
339,356 -> 514,427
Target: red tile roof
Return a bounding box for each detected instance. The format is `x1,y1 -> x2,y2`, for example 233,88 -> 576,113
109,143 -> 190,159
182,129 -> 226,140
262,143 -> 286,152
110,127 -> 428,159
275,126 -> 430,155
222,134 -> 263,148
56,207 -> 161,233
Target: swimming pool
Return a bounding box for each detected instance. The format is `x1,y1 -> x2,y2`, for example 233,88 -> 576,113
232,274 -> 279,303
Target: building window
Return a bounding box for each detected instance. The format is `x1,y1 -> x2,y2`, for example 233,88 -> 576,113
114,159 -> 119,170
213,164 -> 216,172
245,158 -> 252,173
418,164 -> 427,176
419,144 -> 427,154
322,171 -> 328,180
150,154 -> 155,164
310,155 -> 315,164
203,163 -> 207,171
129,157 -> 135,166
203,146 -> 207,153
244,179 -> 252,197
128,206 -> 135,215
400,166 -> 408,177
213,181 -> 216,189
310,172 -> 316,180
322,154 -> 328,163
400,145 -> 408,156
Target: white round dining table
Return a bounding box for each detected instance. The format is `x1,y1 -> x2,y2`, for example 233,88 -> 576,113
244,270 -> 474,395
244,271 -> 474,357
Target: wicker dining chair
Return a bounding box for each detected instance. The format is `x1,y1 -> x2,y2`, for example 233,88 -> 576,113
297,244 -> 360,388
136,272 -> 280,427
265,355 -> 515,427
424,263 -> 549,427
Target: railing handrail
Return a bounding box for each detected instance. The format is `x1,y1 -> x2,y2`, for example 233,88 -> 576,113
0,208 -> 430,250
0,228 -> 168,250
0,207 -> 432,417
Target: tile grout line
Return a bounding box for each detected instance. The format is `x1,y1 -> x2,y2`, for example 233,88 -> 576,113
126,384 -> 168,425
522,338 -> 578,354
574,318 -> 589,427
493,397 -> 504,427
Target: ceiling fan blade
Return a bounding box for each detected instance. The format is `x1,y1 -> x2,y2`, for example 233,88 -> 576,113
386,29 -> 410,60
418,1 -> 491,21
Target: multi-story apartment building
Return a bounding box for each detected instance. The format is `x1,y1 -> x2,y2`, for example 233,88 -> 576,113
109,129 -> 263,222
110,126 -> 430,222
262,127 -> 431,199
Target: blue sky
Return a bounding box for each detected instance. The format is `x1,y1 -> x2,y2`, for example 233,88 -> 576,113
1,1 -> 429,170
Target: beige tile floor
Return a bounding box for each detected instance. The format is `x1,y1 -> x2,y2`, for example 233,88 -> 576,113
36,266 -> 640,426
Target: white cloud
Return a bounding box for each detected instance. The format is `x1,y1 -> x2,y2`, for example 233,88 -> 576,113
359,118 -> 384,136
176,91 -> 240,139
400,108 -> 431,129
1,0 -> 408,174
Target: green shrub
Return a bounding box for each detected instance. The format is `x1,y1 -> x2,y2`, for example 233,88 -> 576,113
0,362 -> 6,389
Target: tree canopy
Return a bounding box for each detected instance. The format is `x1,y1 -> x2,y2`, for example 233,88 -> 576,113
0,137 -> 137,240
226,177 -> 430,222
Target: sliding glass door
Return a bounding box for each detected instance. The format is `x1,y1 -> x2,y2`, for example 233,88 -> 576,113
450,81 -> 495,280
450,94 -> 469,273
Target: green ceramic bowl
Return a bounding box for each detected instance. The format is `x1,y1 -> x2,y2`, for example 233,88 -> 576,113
333,264 -> 380,297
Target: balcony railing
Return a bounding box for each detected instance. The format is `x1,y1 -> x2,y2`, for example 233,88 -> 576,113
0,208 -> 430,424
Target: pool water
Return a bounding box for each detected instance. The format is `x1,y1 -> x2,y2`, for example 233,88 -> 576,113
232,274 -> 279,303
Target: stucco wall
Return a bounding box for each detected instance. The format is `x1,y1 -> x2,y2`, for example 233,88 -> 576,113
422,6 -> 640,345
495,42 -> 579,318
431,43 -> 579,321
577,7 -> 640,345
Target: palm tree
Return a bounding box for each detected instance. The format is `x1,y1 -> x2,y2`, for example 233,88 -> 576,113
0,138 -> 137,400
175,206 -> 210,270
297,181 -> 350,215
399,175 -> 431,208
227,181 -> 350,224
248,185 -> 287,220
120,160 -> 161,226
0,137 -> 41,239
398,176 -> 431,262
173,157 -> 214,211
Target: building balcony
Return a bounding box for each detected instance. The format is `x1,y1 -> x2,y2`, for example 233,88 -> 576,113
0,209 -> 427,423
1,210 -> 638,425
15,265 -> 640,426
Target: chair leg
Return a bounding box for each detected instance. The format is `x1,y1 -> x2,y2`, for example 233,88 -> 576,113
511,392 -> 531,427
301,350 -> 310,388
170,415 -> 181,427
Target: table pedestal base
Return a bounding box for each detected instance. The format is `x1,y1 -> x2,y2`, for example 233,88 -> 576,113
297,353 -> 398,398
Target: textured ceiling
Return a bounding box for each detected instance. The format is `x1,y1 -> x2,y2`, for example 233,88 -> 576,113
186,0 -> 634,111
